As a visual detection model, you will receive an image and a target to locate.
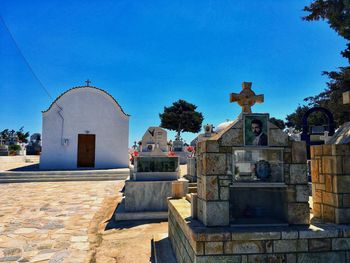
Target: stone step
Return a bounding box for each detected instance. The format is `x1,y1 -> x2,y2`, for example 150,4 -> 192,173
0,172 -> 129,183
0,175 -> 128,184
0,168 -> 129,176
188,186 -> 197,193
152,233 -> 176,263
188,182 -> 197,187
115,200 -> 168,221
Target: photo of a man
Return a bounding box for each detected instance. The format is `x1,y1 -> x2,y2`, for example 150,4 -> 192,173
251,119 -> 267,146
244,114 -> 269,146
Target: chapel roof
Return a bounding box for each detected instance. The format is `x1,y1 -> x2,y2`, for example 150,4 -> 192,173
42,86 -> 130,116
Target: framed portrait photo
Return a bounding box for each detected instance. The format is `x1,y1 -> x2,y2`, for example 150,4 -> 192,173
243,114 -> 269,146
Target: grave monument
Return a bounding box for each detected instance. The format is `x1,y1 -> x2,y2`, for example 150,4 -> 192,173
140,126 -> 168,153
115,134 -> 181,220
166,82 -> 350,263
0,135 -> 8,156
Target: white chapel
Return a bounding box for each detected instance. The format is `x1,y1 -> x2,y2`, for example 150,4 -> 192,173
40,85 -> 129,169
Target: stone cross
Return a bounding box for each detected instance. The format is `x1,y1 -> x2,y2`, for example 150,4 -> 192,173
230,82 -> 264,113
320,131 -> 331,144
85,79 -> 91,86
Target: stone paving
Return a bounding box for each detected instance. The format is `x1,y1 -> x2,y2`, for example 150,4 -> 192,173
0,180 -> 124,262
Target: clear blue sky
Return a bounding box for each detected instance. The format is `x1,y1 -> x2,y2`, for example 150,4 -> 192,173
0,0 -> 347,146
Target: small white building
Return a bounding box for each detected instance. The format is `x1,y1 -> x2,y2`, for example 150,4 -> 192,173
40,86 -> 129,169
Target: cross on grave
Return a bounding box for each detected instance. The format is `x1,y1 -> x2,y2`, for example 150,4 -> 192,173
85,79 -> 91,86
230,82 -> 264,114
320,131 -> 332,144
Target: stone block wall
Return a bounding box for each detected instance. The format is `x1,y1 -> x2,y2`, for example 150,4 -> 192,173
196,119 -> 310,226
311,144 -> 350,224
169,198 -> 350,263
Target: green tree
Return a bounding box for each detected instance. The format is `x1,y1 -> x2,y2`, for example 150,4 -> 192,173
286,105 -> 329,130
16,127 -> 30,143
0,127 -> 30,144
159,99 -> 204,139
301,0 -> 350,127
269,117 -> 286,130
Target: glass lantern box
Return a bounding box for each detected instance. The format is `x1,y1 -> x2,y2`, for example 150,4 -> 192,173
232,148 -> 284,183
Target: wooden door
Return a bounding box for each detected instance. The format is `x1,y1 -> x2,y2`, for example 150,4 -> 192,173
77,134 -> 95,167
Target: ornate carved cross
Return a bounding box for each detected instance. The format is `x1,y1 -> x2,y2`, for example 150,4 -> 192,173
230,82 -> 264,113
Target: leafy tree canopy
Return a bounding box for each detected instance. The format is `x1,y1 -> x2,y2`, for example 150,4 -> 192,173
269,117 -> 286,130
296,0 -> 350,128
0,127 -> 30,144
286,105 -> 330,130
159,99 -> 204,139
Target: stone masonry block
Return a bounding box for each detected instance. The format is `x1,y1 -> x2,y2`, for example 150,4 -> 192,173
343,156 -> 350,174
220,186 -> 229,201
197,155 -> 203,177
297,252 -> 346,263
197,232 -> 231,242
231,232 -> 281,240
312,145 -> 323,156
313,203 -> 322,217
205,140 -> 220,153
332,238 -> 350,250
219,146 -> 232,154
205,153 -> 226,175
322,144 -> 332,155
322,156 -> 342,175
319,174 -> 325,184
220,128 -> 243,147
204,242 -> 223,255
290,164 -> 308,184
286,186 -> 296,202
334,176 -> 350,194
203,201 -> 229,226
224,240 -> 271,254
197,198 -> 204,223
197,141 -> 206,155
284,151 -> 292,163
196,255 -> 242,263
332,144 -> 350,156
325,174 -> 333,192
203,176 -> 219,201
296,185 -> 309,202
310,146 -> 315,159
322,192 -> 339,207
335,208 -> 350,224
310,159 -> 319,182
313,190 -> 322,204
292,141 -> 307,163
273,239 -> 308,253
308,238 -> 331,252
287,203 -> 310,225
269,129 -> 288,146
342,194 -> 350,207
323,205 -> 335,223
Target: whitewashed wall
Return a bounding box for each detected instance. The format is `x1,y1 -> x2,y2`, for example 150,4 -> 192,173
40,87 -> 129,169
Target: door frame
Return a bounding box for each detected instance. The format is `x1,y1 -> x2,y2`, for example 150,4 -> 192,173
77,134 -> 96,167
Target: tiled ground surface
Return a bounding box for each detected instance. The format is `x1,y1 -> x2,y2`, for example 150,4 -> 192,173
0,180 -> 124,262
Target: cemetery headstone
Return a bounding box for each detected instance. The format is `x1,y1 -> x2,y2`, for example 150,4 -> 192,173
141,127 -> 168,153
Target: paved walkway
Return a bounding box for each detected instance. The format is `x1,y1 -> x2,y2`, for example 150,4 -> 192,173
0,180 -> 124,262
